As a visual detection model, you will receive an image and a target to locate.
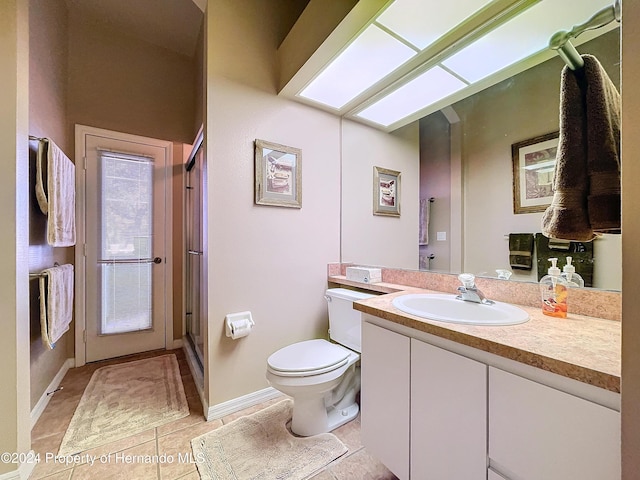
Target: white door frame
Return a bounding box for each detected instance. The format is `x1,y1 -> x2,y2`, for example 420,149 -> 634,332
74,124 -> 174,367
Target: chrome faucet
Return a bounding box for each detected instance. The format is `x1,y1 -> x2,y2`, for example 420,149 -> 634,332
456,273 -> 494,305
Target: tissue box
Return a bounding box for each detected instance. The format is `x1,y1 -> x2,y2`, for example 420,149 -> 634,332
346,267 -> 382,284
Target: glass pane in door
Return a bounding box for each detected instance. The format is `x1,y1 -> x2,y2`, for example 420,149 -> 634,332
99,151 -> 154,335
101,263 -> 152,334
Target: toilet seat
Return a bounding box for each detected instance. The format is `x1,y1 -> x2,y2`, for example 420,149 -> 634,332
267,339 -> 351,377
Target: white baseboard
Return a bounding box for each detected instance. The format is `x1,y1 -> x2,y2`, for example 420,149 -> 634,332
0,450 -> 37,480
31,358 -> 74,429
179,340 -> 283,422
172,338 -> 183,349
206,387 -> 283,421
0,468 -> 19,480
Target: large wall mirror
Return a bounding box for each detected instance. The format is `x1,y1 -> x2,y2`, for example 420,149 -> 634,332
341,27 -> 621,292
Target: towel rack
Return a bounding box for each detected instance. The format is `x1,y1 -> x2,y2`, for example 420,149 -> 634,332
29,263 -> 60,279
549,0 -> 621,70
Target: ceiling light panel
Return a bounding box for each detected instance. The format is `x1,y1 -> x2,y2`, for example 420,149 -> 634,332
298,24 -> 417,109
442,0 -> 613,83
376,0 -> 492,50
356,66 -> 468,127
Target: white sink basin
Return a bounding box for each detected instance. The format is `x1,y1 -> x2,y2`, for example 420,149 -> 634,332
392,293 -> 529,326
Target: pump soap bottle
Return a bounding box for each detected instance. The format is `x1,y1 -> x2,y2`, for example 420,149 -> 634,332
562,256 -> 585,288
540,258 -> 569,318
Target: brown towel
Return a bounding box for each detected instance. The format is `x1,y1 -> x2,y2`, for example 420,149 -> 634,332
541,55 -> 620,241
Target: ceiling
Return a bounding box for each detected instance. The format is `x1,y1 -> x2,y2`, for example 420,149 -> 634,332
64,0 -> 310,59
65,0 -> 205,58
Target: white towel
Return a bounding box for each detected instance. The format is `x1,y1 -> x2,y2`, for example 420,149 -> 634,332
35,138 -> 76,247
419,198 -> 430,246
39,264 -> 74,349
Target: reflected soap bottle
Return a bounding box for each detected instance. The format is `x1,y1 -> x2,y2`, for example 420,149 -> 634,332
561,256 -> 585,288
540,258 -> 569,318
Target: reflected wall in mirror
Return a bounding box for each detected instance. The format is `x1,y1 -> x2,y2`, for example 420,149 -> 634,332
419,28 -> 620,291
341,28 -> 621,292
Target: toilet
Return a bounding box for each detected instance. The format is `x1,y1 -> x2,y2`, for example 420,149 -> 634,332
266,288 -> 374,437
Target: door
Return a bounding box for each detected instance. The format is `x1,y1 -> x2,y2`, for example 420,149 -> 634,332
78,126 -> 172,363
185,133 -> 205,366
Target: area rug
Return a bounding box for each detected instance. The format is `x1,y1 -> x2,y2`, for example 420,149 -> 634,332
191,399 -> 348,480
58,354 -> 189,455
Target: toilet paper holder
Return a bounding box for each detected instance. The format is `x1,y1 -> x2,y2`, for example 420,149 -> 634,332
225,311 -> 255,339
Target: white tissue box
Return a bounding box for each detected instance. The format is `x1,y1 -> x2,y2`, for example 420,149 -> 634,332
346,267 -> 382,284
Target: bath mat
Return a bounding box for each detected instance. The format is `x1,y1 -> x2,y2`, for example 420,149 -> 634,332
191,399 -> 348,480
58,354 -> 189,455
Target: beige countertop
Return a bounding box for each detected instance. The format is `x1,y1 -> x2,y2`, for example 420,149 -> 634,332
330,276 -> 621,393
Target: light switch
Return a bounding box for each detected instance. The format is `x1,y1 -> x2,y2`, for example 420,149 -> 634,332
437,231 -> 447,241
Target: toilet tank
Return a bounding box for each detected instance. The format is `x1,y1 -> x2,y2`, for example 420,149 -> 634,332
325,288 -> 375,353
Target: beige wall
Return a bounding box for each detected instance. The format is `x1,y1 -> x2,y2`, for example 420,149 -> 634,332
0,0 -> 31,473
419,112 -> 452,272
341,119 -> 420,270
67,7 -> 197,144
621,1 -> 640,476
204,0 -> 342,406
28,0 -> 74,410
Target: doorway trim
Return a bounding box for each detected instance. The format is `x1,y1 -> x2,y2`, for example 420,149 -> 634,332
74,124 -> 174,367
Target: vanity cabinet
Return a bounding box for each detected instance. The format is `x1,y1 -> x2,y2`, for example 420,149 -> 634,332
361,322 -> 486,480
488,367 -> 620,480
361,318 -> 620,480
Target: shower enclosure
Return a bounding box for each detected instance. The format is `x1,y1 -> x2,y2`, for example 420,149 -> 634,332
185,132 -> 206,367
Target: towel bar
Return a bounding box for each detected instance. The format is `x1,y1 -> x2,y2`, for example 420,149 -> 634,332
29,262 -> 61,279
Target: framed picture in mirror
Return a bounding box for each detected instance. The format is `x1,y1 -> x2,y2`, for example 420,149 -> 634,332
254,139 -> 301,208
512,132 -> 559,214
373,166 -> 400,217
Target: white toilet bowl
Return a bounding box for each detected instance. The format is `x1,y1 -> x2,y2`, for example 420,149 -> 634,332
266,338 -> 361,437
266,288 -> 374,437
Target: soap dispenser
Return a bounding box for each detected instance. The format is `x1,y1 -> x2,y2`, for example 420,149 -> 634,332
540,258 -> 569,318
561,256 -> 585,288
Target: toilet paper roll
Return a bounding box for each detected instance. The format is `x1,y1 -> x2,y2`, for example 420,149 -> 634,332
228,318 -> 252,339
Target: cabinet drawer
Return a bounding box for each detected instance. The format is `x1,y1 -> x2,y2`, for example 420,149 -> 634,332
489,367 -> 620,480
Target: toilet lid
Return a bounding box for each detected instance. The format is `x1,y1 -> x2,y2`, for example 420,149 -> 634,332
267,339 -> 351,376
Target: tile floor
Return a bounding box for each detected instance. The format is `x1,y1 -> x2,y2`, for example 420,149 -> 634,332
30,348 -> 398,480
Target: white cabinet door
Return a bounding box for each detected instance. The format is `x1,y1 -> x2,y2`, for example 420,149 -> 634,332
411,339 -> 487,480
361,322 -> 410,480
489,367 -> 620,480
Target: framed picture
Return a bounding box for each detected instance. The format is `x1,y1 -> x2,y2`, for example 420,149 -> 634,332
254,139 -> 302,208
373,166 -> 401,217
512,132 -> 559,214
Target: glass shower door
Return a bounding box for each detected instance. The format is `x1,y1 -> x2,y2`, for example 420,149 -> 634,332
185,140 -> 205,366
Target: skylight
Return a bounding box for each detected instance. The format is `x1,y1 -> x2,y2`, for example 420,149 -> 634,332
356,66 -> 467,127
298,24 -> 417,109
442,0 -> 612,83
287,0 -> 617,131
376,0 -> 492,50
